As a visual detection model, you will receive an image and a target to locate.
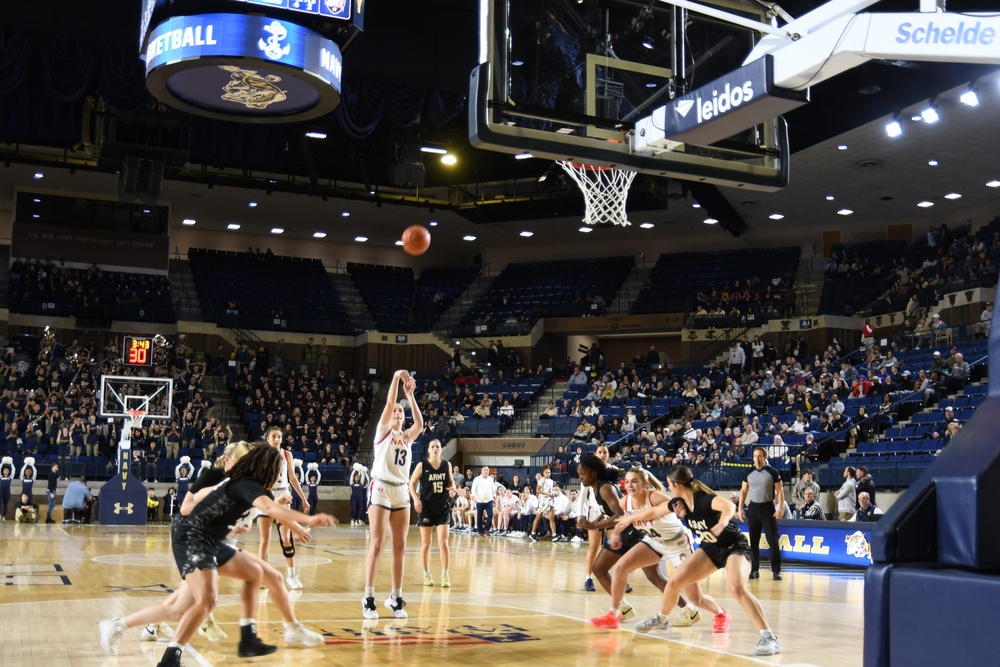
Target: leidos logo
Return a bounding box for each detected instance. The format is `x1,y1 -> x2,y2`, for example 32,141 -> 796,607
676,81 -> 755,124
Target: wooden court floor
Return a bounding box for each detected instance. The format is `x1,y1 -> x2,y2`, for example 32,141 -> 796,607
0,522 -> 864,667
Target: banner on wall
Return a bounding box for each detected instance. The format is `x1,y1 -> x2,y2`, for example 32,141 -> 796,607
11,223 -> 169,272
733,520 -> 874,567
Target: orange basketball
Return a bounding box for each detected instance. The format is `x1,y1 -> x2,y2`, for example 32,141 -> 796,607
401,224 -> 431,256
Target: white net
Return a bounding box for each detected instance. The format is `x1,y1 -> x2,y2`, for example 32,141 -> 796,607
558,161 -> 637,227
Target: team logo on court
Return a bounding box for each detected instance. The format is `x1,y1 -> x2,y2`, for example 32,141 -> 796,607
258,21 -> 291,60
321,623 -> 540,646
845,530 -> 871,562
219,66 -> 288,110
113,502 -> 134,515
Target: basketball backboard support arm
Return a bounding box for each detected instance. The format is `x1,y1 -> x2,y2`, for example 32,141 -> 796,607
635,0 -> 1000,149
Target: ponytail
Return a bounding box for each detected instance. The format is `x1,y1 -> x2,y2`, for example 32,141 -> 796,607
628,466 -> 665,493
667,464 -> 715,496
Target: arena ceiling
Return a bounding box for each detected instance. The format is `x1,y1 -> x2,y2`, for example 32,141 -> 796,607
0,0 -> 999,254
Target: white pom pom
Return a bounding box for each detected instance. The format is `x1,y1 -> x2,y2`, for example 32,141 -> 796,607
307,462 -> 319,471
24,457 -> 35,466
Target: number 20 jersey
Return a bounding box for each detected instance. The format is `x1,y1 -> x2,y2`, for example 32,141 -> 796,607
372,423 -> 410,484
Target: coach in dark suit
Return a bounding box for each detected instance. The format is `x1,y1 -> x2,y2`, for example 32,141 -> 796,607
738,446 -> 785,580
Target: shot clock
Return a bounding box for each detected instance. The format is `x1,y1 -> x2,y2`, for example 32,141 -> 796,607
123,335 -> 154,368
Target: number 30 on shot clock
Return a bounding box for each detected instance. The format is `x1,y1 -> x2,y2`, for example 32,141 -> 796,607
123,335 -> 154,367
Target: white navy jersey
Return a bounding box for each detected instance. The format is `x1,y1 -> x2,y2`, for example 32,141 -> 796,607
372,423 -> 411,484
626,492 -> 688,543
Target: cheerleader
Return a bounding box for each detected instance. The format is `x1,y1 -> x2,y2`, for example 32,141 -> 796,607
20,457 -> 37,502
1,457 -> 13,520
306,464 -> 320,516
407,438 -> 454,587
590,466 -> 727,630
349,464 -> 368,526
175,458 -> 191,509
363,370 -> 422,620
618,465 -> 780,656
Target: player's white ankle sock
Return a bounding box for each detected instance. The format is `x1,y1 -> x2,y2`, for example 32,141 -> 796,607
365,587 -> 374,598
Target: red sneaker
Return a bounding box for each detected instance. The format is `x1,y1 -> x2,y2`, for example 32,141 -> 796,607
589,610 -> 622,629
712,608 -> 731,633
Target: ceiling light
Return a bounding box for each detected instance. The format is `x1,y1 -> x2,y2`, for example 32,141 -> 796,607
885,115 -> 903,138
928,159 -> 939,166
441,154 -> 458,165
519,231 -> 534,237
248,201 -> 257,208
420,146 -> 448,154
837,209 -> 853,216
143,208 -> 151,214
578,227 -> 593,233
33,172 -> 43,179
703,217 -> 718,225
960,86 -> 979,107
917,201 -> 934,208
641,37 -> 655,49
837,144 -> 848,150
182,218 -> 196,226
988,180 -> 1000,188
395,240 -> 404,246
512,59 -> 524,66
920,100 -> 939,124
227,223 -> 241,230
769,213 -> 784,220
645,82 -> 657,88
514,152 -> 533,160
639,222 -> 654,229
555,127 -> 574,134
271,227 -> 285,233
32,198 -> 40,203
944,193 -> 962,200
429,221 -> 438,227
341,211 -> 350,217
463,234 -> 477,241
313,231 -> 327,238
32,214 -> 40,219
355,236 -> 368,242
825,195 -> 835,201
305,131 -> 327,139
692,203 -> 701,209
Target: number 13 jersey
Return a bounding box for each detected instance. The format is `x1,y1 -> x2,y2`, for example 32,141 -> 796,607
372,424 -> 411,484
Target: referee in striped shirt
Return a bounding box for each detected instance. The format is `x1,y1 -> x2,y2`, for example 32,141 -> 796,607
738,447 -> 784,581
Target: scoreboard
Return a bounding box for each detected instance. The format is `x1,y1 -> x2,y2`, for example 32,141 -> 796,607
123,335 -> 154,368
138,0 -> 364,123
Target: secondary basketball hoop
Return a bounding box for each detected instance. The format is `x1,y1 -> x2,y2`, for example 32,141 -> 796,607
558,160 -> 637,227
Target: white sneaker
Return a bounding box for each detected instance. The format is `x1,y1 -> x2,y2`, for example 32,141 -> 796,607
440,572 -> 451,588
99,618 -> 124,656
198,614 -> 227,642
139,622 -> 173,642
362,596 -> 379,620
284,621 -> 325,647
635,614 -> 671,634
286,573 -> 304,590
673,607 -> 702,627
754,632 -> 781,655
384,596 -> 408,619
423,571 -> 434,587
570,535 -> 583,543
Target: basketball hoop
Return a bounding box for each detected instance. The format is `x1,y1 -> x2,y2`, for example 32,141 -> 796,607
126,409 -> 147,431
558,161 -> 637,227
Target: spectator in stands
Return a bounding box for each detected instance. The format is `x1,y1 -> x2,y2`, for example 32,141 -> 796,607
973,302 -> 994,340
728,341 -> 746,381
142,440 -> 160,483
791,470 -> 821,514
836,466 -> 857,520
913,317 -> 931,348
473,397 -> 493,419
539,402 -> 557,419
861,318 -> 875,349
948,353 -> 971,392
569,366 -> 589,387
855,466 -> 876,507
930,313 -> 950,345
798,488 -> 824,520
850,492 -> 883,522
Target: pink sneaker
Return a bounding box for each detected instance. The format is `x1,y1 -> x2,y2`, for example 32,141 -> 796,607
589,610 -> 622,629
712,608 -> 730,633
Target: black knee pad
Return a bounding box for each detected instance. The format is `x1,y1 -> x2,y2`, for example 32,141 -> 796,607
279,529 -> 296,558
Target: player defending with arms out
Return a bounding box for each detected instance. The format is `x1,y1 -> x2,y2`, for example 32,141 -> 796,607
618,465 -> 780,656
590,466 -> 728,631
408,438 -> 455,587
257,426 -> 311,590
364,370 -> 422,620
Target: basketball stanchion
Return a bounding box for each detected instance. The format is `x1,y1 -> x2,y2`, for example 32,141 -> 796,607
558,160 -> 637,227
